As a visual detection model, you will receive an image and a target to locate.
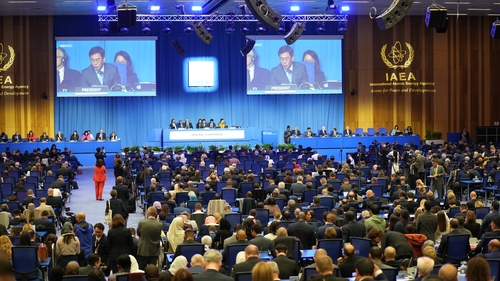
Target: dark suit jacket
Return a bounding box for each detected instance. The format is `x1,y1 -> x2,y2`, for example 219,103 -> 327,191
342,221 -> 366,242
188,265 -> 205,275
96,133 -> 106,141
107,225 -> 133,261
137,217 -> 163,257
324,273 -> 349,281
343,129 -> 353,136
230,257 -> 261,278
287,220 -> 316,249
92,233 -> 109,264
437,230 -> 470,257
81,63 -> 121,88
270,236 -> 299,259
46,196 -> 63,209
416,212 -> 438,241
317,223 -> 342,240
270,62 -> 309,86
274,255 -> 300,279
339,256 -> 362,278
380,231 -> 413,258
114,184 -> 130,204
33,217 -> 56,234
249,235 -> 271,251
475,230 -> 500,253
194,269 -> 234,281
319,130 -> 328,137
58,67 -> 81,92
105,198 -> 129,219
248,66 -> 271,90
486,250 -> 500,259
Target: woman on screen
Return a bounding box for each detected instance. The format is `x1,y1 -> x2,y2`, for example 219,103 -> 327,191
302,50 -> 327,83
114,51 -> 139,85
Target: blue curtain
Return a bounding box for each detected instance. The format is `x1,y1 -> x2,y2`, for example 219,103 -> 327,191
54,16 -> 344,147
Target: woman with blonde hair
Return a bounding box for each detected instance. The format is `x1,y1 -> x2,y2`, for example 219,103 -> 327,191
252,262 -> 274,281
0,235 -> 12,259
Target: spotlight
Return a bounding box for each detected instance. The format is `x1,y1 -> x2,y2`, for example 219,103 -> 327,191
142,22 -> 151,34
256,22 -> 266,34
290,6 -> 300,12
327,0 -> 336,9
237,4 -> 246,14
338,21 -> 347,34
205,22 -> 213,33
225,21 -> 235,34
120,27 -> 129,34
97,5 -> 107,13
241,22 -> 249,35
192,5 -> 202,12
175,4 -> 186,15
316,22 -> 325,34
278,22 -> 286,34
184,22 -> 194,34
149,5 -> 160,14
341,5 -> 350,12
163,22 -> 171,34
99,21 -> 109,34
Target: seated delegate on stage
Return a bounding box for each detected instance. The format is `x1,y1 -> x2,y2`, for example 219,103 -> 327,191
271,45 -> 309,87
304,127 -> 314,138
319,126 -> 328,137
55,131 -> 64,142
109,132 -> 118,141
0,132 -> 8,142
114,50 -> 139,86
343,126 -> 353,137
246,48 -> 270,90
284,126 -> 292,144
292,126 -> 301,137
81,46 -> 121,89
177,120 -> 185,129
70,130 -> 79,141
302,50 -> 326,84
26,130 -> 36,142
56,47 -> 81,92
196,119 -> 204,129
208,119 -> 216,129
185,118 -> 193,129
96,129 -> 106,141
12,132 -> 22,142
39,132 -> 50,142
391,125 -> 402,136
81,130 -> 93,141
330,128 -> 339,137
406,126 -> 414,135
218,119 -> 228,128
169,119 -> 177,129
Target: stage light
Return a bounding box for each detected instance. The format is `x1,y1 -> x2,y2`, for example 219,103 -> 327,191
176,4 -> 186,15
256,22 -> 266,34
99,21 -> 109,34
120,27 -> 129,34
149,5 -> 160,13
241,22 -> 249,35
142,22 -> 151,34
237,4 -> 246,14
341,5 -> 350,12
338,21 -> 347,34
97,5 -> 106,12
290,6 -> 300,12
205,21 -> 213,33
184,22 -> 194,34
163,22 -> 171,34
225,21 -> 235,34
316,22 -> 325,34
192,5 -> 202,12
278,22 -> 286,34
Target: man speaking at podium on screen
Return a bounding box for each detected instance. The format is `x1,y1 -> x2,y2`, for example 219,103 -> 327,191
81,46 -> 121,89
270,45 -> 309,87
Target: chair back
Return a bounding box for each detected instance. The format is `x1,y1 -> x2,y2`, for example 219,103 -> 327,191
275,198 -> 285,210
225,213 -> 242,228
227,244 -> 248,269
381,268 -> 398,281
201,192 -> 216,206
367,128 -> 376,136
149,192 -> 164,205
8,171 -> 19,182
191,213 -> 207,229
16,191 -> 29,204
12,246 -> 39,281
279,221 -> 294,229
379,128 -> 387,135
165,213 -> 176,224
178,244 -> 206,267
444,234 -> 470,263
187,200 -> 203,212
221,189 -> 237,204
292,239 -> 300,261
175,192 -> 189,205
216,182 -> 227,194
302,190 -> 316,204
313,207 -> 329,221
371,184 -> 384,198
253,189 -> 267,203
487,259 -> 500,281
303,267 -> 318,281
235,272 -> 253,281
360,167 -> 371,178
449,207 -> 460,218
240,182 -> 253,196
336,173 -> 348,181
25,176 -> 38,184
317,239 -> 343,262
116,273 -> 129,281
475,207 -> 490,220
355,128 -> 364,136
350,237 -> 372,257
0,182 -> 13,198
62,276 -> 90,281
255,209 -> 270,226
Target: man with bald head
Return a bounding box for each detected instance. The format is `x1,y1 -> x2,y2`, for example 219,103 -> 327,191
288,211 -> 316,249
270,227 -> 300,259
224,229 -> 250,261
188,254 -> 205,275
364,190 -> 380,203
230,245 -> 261,278
74,212 -> 93,260
486,239 -> 500,259
383,247 -> 400,268
438,264 -> 458,281
65,261 -> 80,275
338,244 -> 363,278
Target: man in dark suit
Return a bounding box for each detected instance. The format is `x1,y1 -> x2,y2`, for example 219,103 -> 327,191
249,224 -> 271,251
137,206 -> 162,270
188,254 -> 206,275
113,177 -> 130,206
193,250 -> 234,281
291,176 -> 306,196
316,255 -> 348,281
354,257 -> 390,281
33,210 -> 56,235
430,159 -> 446,200
481,201 -> 500,236
56,47 -> 81,92
383,247 -> 401,268
230,245 -> 261,278
401,192 -> 419,211
96,129 -> 106,141
92,223 -> 109,275
288,212 -> 316,249
319,126 -> 329,137
413,257 -> 435,281
273,243 -> 299,279
338,244 -> 363,278
22,189 -> 36,208
185,118 -> 194,129
46,188 -> 63,210
416,201 -> 438,241
342,211 -> 366,243
485,239 -> 500,259
475,217 -> 500,254
270,227 -> 300,259
247,49 -> 271,90
11,132 -> 22,142
81,46 -> 121,88
79,253 -> 105,277
173,229 -> 204,259
343,126 -> 353,137
130,227 -> 139,258
317,213 -> 341,240
437,218 -> 470,257
380,231 -> 413,259
414,150 -> 426,181
106,190 -> 129,222
270,45 -> 309,86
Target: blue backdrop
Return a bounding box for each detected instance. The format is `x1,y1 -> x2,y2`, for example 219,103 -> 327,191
54,16 -> 345,147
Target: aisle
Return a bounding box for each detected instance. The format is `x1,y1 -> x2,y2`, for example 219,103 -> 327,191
66,167 -> 144,233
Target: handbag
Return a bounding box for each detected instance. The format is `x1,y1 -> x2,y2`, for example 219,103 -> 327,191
38,243 -> 48,262
104,200 -> 113,226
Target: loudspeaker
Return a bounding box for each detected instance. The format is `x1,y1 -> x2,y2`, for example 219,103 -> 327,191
436,17 -> 449,33
194,22 -> 213,45
244,0 -> 283,30
492,21 -> 500,39
240,38 -> 256,57
117,6 -> 137,28
425,5 -> 447,28
284,22 -> 305,45
171,39 -> 186,56
375,0 -> 414,30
